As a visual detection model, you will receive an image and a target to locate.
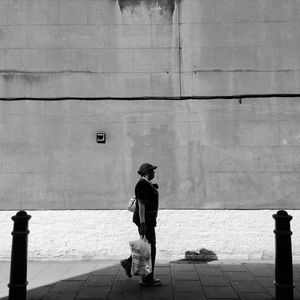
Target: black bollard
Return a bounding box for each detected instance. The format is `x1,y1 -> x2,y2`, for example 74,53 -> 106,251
273,210 -> 294,300
8,210 -> 31,300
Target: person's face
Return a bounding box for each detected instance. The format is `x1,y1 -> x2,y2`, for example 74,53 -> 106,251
147,169 -> 155,180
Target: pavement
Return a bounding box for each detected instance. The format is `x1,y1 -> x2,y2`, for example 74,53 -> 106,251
0,260 -> 300,300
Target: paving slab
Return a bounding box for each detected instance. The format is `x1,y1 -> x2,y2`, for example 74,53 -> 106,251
62,262 -> 98,281
243,264 -> 274,277
0,262 -> 10,282
108,291 -> 140,300
112,279 -> 141,293
92,265 -> 120,276
203,286 -> 239,299
170,264 -> 196,272
29,262 -> 73,288
264,286 -> 275,298
295,272 -> 300,281
200,275 -> 230,287
48,280 -> 85,293
156,275 -> 171,285
255,276 -> 274,287
142,296 -> 175,300
237,292 -> 273,300
85,275 -> 116,287
0,280 -> 9,299
76,286 -> 110,299
172,280 -> 203,292
27,285 -> 54,300
117,269 -> 136,281
230,280 -> 266,293
294,288 -> 300,300
220,264 -> 247,272
42,292 -> 78,300
173,291 -> 206,300
195,265 -> 224,276
225,271 -> 256,281
27,262 -> 50,281
154,267 -> 171,276
172,271 -> 199,281
141,285 -> 173,298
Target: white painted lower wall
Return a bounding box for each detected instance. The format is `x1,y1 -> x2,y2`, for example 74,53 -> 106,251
1,210 -> 299,261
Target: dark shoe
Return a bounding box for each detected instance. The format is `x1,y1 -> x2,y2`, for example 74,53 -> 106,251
120,259 -> 132,278
140,277 -> 161,286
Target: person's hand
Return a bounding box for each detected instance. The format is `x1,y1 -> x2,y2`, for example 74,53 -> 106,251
153,183 -> 159,189
140,223 -> 147,236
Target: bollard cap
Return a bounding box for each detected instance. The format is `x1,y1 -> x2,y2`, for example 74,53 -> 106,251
12,210 -> 31,222
273,209 -> 293,221
16,210 -> 28,217
277,210 -> 288,216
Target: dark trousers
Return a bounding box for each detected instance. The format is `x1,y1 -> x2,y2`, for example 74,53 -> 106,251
128,225 -> 156,280
138,225 -> 156,280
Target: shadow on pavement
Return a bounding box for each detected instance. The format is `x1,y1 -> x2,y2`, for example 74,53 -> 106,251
1,260 -> 300,300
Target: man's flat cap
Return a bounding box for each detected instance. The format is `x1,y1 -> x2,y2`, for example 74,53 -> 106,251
138,163 -> 157,175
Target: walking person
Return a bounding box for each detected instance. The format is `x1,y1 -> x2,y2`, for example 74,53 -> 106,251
121,163 -> 161,286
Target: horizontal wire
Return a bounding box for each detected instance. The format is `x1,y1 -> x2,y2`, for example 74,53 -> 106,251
0,94 -> 300,102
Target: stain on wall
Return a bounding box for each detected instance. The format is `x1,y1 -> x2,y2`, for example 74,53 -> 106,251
117,0 -> 176,18
2,73 -> 14,82
2,73 -> 46,85
18,74 -> 47,85
1,72 -> 49,88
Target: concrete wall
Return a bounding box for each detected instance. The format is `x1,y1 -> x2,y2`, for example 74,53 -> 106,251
0,0 -> 180,98
1,3 -> 300,209
1,0 -> 300,97
1,98 -> 300,210
181,0 -> 300,96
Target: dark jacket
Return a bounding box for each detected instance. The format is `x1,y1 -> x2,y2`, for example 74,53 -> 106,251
133,178 -> 159,227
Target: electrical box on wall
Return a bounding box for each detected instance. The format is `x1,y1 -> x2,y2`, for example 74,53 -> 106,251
96,133 -> 106,143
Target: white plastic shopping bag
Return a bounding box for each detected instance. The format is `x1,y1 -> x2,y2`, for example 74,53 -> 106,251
129,238 -> 152,276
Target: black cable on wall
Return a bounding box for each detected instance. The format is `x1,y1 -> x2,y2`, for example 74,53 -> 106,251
0,93 -> 300,103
